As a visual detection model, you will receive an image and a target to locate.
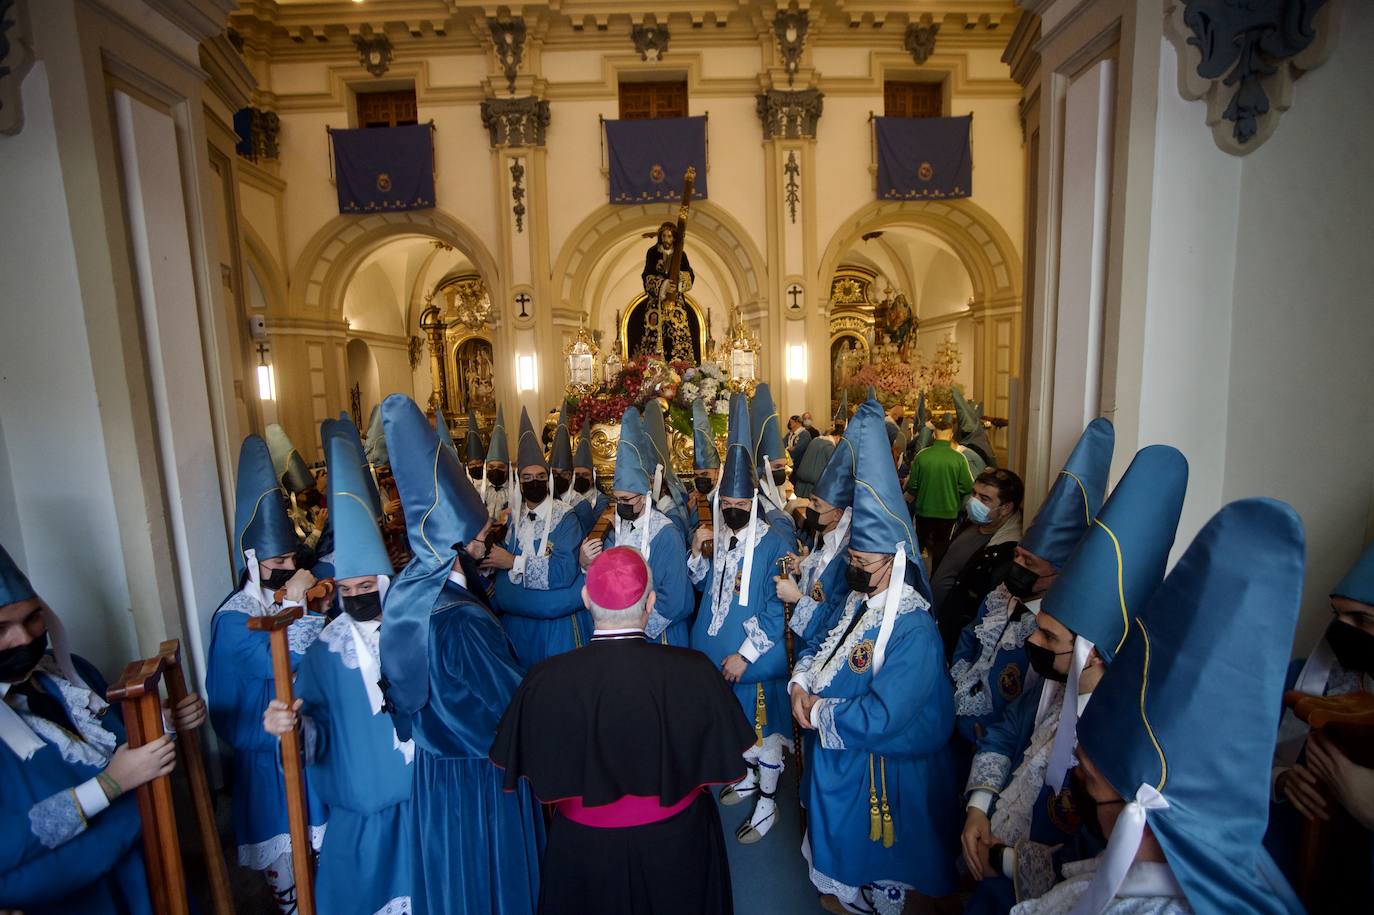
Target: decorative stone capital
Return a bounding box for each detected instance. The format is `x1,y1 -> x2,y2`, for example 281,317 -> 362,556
1164,0 -> 1340,155
0,0 -> 34,136
480,96 -> 550,148
756,88 -> 823,140
631,23 -> 669,61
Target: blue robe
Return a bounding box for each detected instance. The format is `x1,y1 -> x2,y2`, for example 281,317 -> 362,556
493,499 -> 591,668
688,517 -> 793,740
950,586 -> 1038,747
788,528 -> 852,646
965,680 -> 1098,914
602,508 -> 693,647
795,585 -> 960,897
295,617 -> 416,915
407,577 -> 544,915
207,586 -> 328,869
0,655 -> 153,914
569,490 -> 608,536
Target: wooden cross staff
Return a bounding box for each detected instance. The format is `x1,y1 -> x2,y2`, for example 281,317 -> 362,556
247,606 -> 316,915
158,640 -> 234,915
107,656 -> 188,915
777,554 -> 806,838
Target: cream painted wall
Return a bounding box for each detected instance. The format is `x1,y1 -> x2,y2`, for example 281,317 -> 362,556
0,66 -> 139,673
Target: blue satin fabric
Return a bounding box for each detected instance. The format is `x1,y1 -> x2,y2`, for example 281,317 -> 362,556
0,656 -> 152,914
493,508 -> 590,670
801,605 -> 960,896
950,592 -> 1033,746
406,583 -> 544,915
603,516 -> 692,647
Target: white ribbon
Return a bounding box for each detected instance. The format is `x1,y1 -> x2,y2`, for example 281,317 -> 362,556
1068,783 -> 1170,915
714,493 -> 759,608
872,544 -> 907,675
1044,634 -> 1094,792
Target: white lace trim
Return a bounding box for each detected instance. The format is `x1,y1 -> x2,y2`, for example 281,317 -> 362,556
704,518 -> 769,636
742,616 -> 775,656
790,595 -> 819,637
951,587 -> 1037,718
319,615 -> 379,670
29,789 -> 85,848
645,607 -> 671,640
966,751 -> 1012,795
238,824 -> 327,871
815,698 -> 845,750
219,587 -> 326,656
14,659 -> 118,767
804,837 -> 910,915
1015,839 -> 1058,903
375,896 -> 412,915
809,588 -> 925,695
611,506 -> 672,561
991,681 -> 1065,845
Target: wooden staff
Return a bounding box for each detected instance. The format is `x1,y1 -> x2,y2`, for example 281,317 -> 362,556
107,656 -> 187,915
157,640 -> 233,915
247,606 -> 316,915
587,500 -> 618,543
777,555 -> 806,836
659,169 -> 696,314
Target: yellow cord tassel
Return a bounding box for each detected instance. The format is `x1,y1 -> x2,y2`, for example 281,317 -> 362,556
880,756 -> 895,848
868,754 -> 881,842
754,683 -> 766,748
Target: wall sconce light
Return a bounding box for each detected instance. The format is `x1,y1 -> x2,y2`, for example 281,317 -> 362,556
786,343 -> 808,383
516,353 -> 538,392
256,343 -> 276,401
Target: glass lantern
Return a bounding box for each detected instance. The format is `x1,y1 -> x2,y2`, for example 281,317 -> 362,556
564,317 -> 600,396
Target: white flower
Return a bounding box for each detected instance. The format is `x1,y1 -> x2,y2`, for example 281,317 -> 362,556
714,398 -> 730,414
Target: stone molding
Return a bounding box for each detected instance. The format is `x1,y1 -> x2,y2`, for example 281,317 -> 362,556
756,88 -> 824,140
480,95 -> 550,147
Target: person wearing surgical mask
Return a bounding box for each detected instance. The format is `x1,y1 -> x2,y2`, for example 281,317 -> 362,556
930,468 -> 1025,653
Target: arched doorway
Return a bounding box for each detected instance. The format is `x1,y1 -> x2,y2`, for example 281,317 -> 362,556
345,338 -> 380,424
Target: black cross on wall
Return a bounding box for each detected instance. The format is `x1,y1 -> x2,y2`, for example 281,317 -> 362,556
515,293 -> 531,318
786,284 -> 804,310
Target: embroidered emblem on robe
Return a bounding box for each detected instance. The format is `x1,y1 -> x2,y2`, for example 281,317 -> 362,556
811,580 -> 825,603
848,639 -> 874,674
1046,786 -> 1080,833
734,570 -> 743,594
997,663 -> 1022,700
544,540 -> 554,557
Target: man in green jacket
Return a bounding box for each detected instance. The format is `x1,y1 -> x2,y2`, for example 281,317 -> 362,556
904,413 -> 974,570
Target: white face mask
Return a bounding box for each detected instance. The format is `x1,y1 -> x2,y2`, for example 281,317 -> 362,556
965,495 -> 993,524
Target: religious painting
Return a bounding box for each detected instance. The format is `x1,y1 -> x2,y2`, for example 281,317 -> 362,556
829,332 -> 869,399
451,336 -> 496,417
622,292 -> 707,364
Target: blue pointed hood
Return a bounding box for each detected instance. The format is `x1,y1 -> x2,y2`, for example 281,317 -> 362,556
573,425 -> 594,471
792,436 -> 835,501
1019,418 -> 1114,568
434,410 -> 456,454
952,386 -> 996,467
516,407 -> 547,469
750,383 -> 785,473
692,398 -> 720,470
1042,445 -> 1188,663
329,415 -> 383,520
848,399 -> 916,556
326,431 -> 393,581
719,392 -> 757,499
812,422 -> 860,510
642,399 -> 673,477
486,404 -> 510,464
551,403 -> 574,472
265,423 -> 294,479
380,394 -> 491,731
1332,540 -> 1374,605
913,391 -> 933,452
0,543 -> 36,607
834,389 -> 849,425
464,410 -> 486,462
613,407 -> 653,493
365,405 -> 390,467
233,435 -> 299,576
266,423 -> 315,493
1076,499 -> 1305,915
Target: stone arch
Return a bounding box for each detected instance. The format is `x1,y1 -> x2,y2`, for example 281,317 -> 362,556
288,209 -> 501,317
816,198 -> 1022,306
550,201 -> 767,328
241,225 -> 288,312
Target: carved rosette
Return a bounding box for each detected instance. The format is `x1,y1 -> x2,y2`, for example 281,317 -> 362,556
1164,0 -> 1340,154
480,96 -> 550,148
756,89 -> 824,140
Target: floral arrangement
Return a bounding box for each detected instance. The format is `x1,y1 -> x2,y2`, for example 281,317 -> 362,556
566,355 -> 683,434
844,339 -> 963,412
675,363 -> 731,417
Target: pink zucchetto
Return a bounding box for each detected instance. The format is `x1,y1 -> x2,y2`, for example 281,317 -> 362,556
586,546 -> 650,611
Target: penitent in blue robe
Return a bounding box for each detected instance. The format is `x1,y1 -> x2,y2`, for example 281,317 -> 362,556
950,586 -> 1038,748
688,517 -> 793,739
207,585 -> 327,869
294,616 -> 416,915
493,499 -> 591,669
796,584 -> 961,897
0,655 -> 153,914
602,508 -> 692,647
568,489 -> 607,537
408,576 -> 544,915
788,529 -> 853,647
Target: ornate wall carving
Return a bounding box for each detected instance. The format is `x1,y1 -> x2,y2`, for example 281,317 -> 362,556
480,95 -> 550,147
1164,0 -> 1340,154
774,9 -> 808,83
489,18 -> 526,93
631,23 -> 669,61
353,33 -> 393,78
756,88 -> 824,140
905,22 -> 940,65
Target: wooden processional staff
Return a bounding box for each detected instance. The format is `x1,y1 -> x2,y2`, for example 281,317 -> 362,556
777,555 -> 806,837
248,605 -> 317,915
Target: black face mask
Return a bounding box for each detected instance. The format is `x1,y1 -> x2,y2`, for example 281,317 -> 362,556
845,562 -> 878,595
1326,618 -> 1374,674
486,468 -> 508,488
771,468 -> 787,486
722,506 -> 751,532
553,475 -> 571,498
573,476 -> 593,494
1025,640 -> 1070,682
520,479 -> 549,505
262,566 -> 295,590
802,507 -> 822,534
342,591 -> 382,623
694,476 -> 714,494
1068,770 -> 1120,847
0,630 -> 48,683
1004,562 -> 1041,600
468,465 -> 484,481
616,502 -> 640,521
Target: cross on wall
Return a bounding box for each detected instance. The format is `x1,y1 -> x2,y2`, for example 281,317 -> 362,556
515,293 -> 531,318
786,284 -> 804,310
